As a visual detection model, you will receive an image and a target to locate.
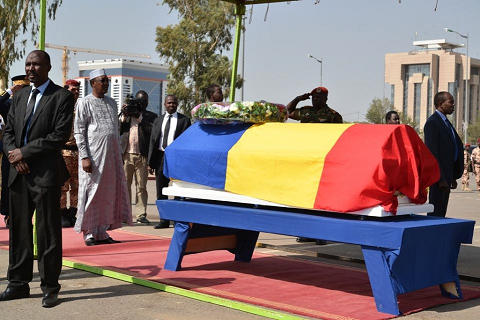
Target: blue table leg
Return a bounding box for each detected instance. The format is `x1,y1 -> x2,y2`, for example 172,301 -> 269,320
361,246 -> 400,315
164,222 -> 191,271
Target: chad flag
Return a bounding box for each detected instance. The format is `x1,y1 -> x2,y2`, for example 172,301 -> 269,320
164,122 -> 440,214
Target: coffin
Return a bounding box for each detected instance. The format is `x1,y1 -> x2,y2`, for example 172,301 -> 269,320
163,122 -> 440,215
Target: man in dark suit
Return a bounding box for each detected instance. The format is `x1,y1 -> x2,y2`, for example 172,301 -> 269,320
148,94 -> 190,229
120,90 -> 157,224
0,50 -> 74,307
424,91 -> 463,217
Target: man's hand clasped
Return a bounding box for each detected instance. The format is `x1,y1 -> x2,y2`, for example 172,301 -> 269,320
8,149 -> 30,174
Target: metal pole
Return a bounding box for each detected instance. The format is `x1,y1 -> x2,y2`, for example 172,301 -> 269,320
33,0 -> 47,259
320,57 -> 323,86
241,16 -> 246,101
307,54 -> 323,85
465,33 -> 469,144
229,4 -> 245,102
39,0 -> 46,50
445,28 -> 469,144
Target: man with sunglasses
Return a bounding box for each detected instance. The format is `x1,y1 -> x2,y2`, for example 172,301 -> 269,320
424,92 -> 463,217
74,69 -> 132,246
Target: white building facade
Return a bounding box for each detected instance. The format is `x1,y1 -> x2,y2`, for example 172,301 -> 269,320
385,39 -> 480,142
76,59 -> 169,115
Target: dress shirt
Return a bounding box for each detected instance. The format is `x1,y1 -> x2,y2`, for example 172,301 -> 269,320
160,111 -> 178,151
24,80 -> 50,144
126,114 -> 142,154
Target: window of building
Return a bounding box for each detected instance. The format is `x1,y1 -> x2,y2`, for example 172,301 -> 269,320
391,84 -> 395,105
414,83 -> 421,124
427,78 -> 433,116
403,64 -> 430,116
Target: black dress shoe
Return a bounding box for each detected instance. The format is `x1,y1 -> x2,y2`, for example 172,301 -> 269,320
3,216 -> 9,229
153,220 -> 170,229
315,240 -> 328,245
85,238 -> 96,246
0,285 -> 30,301
96,237 -> 121,244
42,293 -> 58,308
136,217 -> 150,224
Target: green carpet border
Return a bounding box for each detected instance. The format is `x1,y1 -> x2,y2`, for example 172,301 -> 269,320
62,259 -> 307,320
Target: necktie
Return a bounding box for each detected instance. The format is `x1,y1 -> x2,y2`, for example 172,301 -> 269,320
23,88 -> 40,144
25,88 -> 40,122
162,114 -> 172,150
445,119 -> 458,161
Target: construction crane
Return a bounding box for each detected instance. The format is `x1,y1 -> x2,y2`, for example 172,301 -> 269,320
43,43 -> 151,84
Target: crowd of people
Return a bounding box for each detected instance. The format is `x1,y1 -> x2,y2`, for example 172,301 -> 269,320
0,49 -> 479,308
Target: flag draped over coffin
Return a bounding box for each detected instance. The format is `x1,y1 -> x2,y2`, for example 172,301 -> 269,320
164,122 -> 440,214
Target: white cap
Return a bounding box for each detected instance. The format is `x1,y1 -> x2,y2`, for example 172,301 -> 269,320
89,68 -> 107,80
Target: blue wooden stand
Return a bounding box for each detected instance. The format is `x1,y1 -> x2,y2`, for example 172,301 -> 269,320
157,199 -> 474,315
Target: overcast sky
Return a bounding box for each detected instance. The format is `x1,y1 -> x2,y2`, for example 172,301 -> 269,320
9,0 -> 480,122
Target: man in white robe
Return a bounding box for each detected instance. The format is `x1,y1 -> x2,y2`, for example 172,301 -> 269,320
74,69 -> 132,246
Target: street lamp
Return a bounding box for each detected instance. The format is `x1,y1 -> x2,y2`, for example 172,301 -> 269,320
307,54 -> 323,86
445,27 -> 469,144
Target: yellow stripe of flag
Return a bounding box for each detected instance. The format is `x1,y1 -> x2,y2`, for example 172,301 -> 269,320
225,123 -> 354,208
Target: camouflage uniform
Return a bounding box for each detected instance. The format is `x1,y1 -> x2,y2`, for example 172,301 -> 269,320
291,105 -> 343,123
472,146 -> 480,191
61,121 -> 78,208
461,149 -> 471,189
292,103 -> 342,245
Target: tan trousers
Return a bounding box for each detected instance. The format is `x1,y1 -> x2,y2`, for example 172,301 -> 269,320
123,153 -> 148,218
475,164 -> 480,191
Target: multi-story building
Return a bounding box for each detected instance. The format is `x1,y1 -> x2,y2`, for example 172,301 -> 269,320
385,39 -> 480,140
76,59 -> 169,115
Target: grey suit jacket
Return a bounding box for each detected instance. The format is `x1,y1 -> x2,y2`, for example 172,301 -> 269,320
148,112 -> 191,170
3,81 -> 74,187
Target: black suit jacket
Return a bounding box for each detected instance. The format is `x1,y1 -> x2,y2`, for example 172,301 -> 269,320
424,111 -> 464,185
120,110 -> 157,157
0,90 -> 12,121
148,112 -> 191,170
3,81 -> 74,187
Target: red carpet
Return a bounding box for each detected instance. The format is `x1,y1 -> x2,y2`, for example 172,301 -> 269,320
1,223 -> 480,320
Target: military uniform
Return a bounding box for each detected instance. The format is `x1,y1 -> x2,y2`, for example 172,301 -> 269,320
60,111 -> 78,226
472,146 -> 480,192
461,148 -> 471,190
291,105 -> 343,123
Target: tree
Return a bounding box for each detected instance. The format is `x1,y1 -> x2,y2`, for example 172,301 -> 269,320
399,112 -> 421,136
155,0 -> 243,115
0,0 -> 63,88
365,97 -> 391,124
365,97 -> 422,135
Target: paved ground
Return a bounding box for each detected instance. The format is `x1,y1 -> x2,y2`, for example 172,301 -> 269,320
0,176 -> 479,319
